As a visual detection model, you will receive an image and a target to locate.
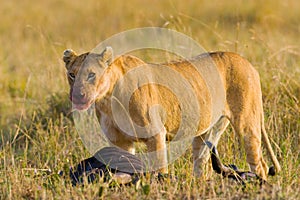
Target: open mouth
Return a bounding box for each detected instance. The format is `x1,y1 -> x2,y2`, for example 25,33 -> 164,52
71,98 -> 94,111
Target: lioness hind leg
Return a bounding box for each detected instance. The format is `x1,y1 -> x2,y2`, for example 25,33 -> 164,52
233,120 -> 269,180
245,133 -> 269,180
192,116 -> 230,177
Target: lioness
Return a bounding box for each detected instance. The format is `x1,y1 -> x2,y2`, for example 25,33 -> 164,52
63,47 -> 281,180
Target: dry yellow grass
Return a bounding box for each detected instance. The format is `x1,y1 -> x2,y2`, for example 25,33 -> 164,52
0,0 -> 299,199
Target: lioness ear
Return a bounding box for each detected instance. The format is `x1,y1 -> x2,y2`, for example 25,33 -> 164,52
63,49 -> 77,67
100,46 -> 113,65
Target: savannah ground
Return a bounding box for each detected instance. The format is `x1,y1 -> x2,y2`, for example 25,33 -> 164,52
0,0 -> 299,199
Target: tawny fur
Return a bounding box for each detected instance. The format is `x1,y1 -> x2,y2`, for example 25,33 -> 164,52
63,48 -> 281,179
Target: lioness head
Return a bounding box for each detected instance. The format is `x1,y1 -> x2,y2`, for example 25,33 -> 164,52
63,47 -> 113,110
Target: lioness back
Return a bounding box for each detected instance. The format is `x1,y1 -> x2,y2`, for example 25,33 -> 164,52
128,52 -> 261,138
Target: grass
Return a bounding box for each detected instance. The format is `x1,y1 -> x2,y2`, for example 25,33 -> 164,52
0,0 -> 299,199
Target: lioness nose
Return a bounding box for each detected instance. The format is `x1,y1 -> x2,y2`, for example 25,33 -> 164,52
73,90 -> 86,100
79,92 -> 85,98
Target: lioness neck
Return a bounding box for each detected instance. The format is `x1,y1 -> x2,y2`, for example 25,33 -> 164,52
95,55 -> 146,109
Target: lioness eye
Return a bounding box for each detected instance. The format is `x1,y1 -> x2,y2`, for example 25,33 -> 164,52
88,72 -> 96,80
68,72 -> 75,80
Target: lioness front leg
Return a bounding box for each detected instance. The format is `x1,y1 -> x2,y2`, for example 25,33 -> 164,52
145,129 -> 168,173
114,139 -> 136,155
